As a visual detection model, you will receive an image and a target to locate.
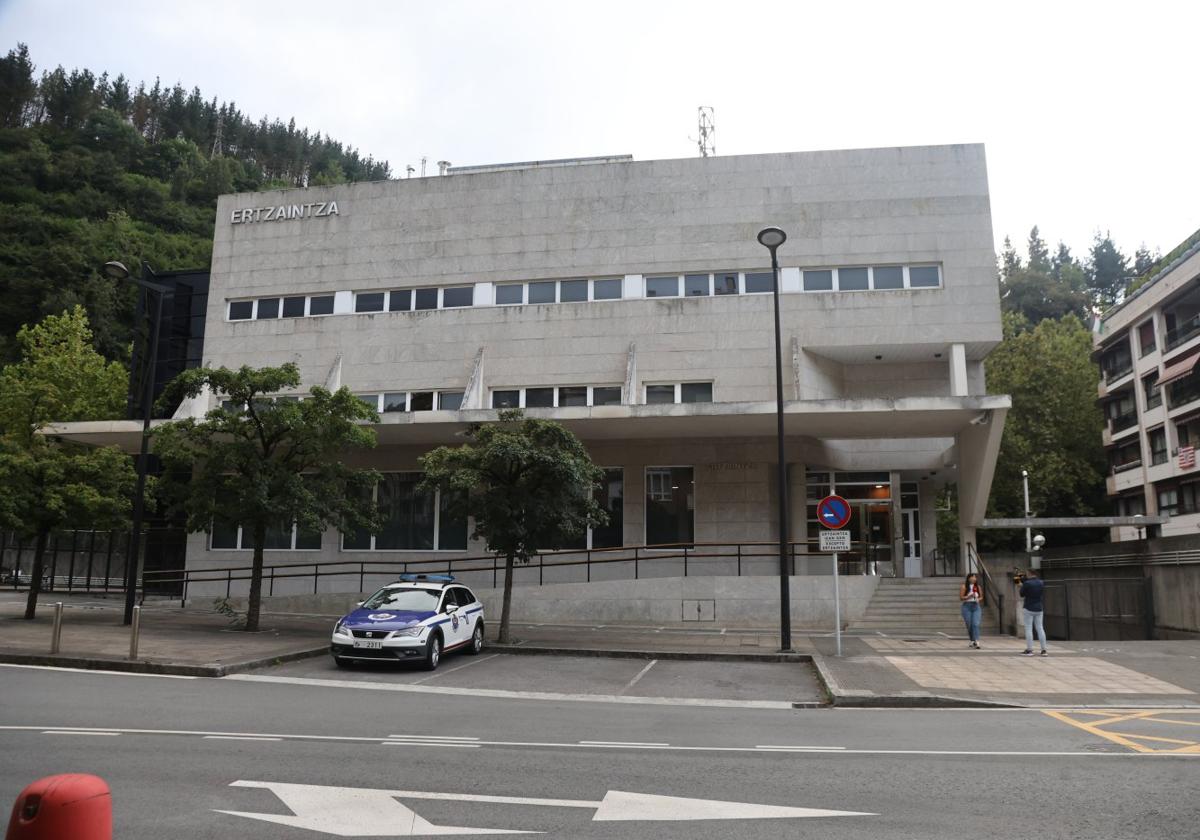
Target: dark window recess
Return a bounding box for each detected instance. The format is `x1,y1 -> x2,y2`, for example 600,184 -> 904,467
593,278 -> 622,300
591,468 -> 624,549
685,274 -> 710,296
645,277 -> 679,298
309,295 -> 334,316
744,272 -> 774,293
839,267 -> 869,290
714,272 -> 739,295
389,289 -> 412,311
383,393 -> 406,413
592,386 -> 622,406
282,296 -> 306,318
909,266 -> 940,287
681,383 -> 713,403
496,284 -> 524,305
211,518 -> 239,549
438,391 -> 464,410
529,281 -> 557,304
646,385 -> 676,404
560,280 -> 588,302
526,388 -> 555,408
803,270 -> 833,291
228,300 -> 253,320
410,392 -> 434,411
873,266 -> 904,289
415,288 -> 438,310
256,298 -> 280,319
559,386 -> 588,407
492,390 -> 520,408
356,292 -> 385,313
437,490 -> 468,550
442,287 -> 473,308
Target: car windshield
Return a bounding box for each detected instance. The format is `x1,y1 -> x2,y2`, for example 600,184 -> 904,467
361,587 -> 441,611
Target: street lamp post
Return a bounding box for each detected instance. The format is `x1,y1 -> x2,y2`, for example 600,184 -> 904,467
103,260 -> 173,626
757,226 -> 792,652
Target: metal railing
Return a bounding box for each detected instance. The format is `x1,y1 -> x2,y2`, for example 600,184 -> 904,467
46,539 -> 905,604
1109,411 -> 1139,434
1165,313 -> 1200,351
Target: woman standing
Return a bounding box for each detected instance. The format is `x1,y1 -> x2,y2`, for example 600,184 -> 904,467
960,572 -> 983,649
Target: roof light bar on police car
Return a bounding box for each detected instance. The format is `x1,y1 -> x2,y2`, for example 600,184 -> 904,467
397,573 -> 455,583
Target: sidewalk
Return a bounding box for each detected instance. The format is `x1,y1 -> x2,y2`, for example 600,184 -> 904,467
2,592 -> 1197,707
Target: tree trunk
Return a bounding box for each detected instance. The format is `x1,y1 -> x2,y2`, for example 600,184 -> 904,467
498,553 -> 515,644
22,529 -> 49,621
245,521 -> 266,632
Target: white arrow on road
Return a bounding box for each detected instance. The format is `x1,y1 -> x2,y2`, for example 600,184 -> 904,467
216,780 -> 873,836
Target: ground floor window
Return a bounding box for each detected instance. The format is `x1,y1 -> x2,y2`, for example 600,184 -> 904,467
547,468 -> 624,550
342,472 -> 467,551
211,520 -> 321,551
646,466 -> 694,546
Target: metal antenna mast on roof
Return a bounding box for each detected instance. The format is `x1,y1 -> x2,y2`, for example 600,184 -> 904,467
697,106 -> 716,157
420,157 -> 428,177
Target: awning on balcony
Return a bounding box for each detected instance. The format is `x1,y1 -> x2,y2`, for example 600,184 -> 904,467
1159,351 -> 1200,387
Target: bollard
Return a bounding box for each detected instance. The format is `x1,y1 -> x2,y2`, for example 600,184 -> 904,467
128,605 -> 140,661
5,774 -> 112,840
50,603 -> 63,655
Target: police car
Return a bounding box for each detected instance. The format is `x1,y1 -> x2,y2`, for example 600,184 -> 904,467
330,574 -> 484,670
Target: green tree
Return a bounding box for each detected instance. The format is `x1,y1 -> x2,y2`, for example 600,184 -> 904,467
0,307 -> 136,619
999,228 -> 1089,323
419,410 -> 606,644
1086,232 -> 1131,308
1026,226 -> 1050,273
984,312 -> 1107,549
153,364 -> 380,631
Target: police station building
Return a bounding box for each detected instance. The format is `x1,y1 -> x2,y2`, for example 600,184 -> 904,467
61,145 -> 1009,599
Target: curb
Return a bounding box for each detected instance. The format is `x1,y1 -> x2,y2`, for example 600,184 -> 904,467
0,645 -> 328,678
488,643 -> 814,664
810,653 -> 1019,709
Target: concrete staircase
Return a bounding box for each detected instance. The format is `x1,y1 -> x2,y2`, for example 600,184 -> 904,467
851,577 -> 999,636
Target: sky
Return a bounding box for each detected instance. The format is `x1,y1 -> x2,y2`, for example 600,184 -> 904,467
3,0 -> 1198,264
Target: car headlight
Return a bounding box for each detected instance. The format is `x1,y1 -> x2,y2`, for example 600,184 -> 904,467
334,620 -> 353,636
390,626 -> 423,638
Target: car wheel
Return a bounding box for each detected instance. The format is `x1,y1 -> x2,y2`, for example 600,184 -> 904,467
333,656 -> 353,669
466,622 -> 484,655
423,633 -> 442,671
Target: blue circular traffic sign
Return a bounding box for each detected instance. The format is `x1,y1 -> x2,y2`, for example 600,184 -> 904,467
817,495 -> 852,529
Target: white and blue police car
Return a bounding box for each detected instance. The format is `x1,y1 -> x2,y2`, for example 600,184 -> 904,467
330,574 -> 484,670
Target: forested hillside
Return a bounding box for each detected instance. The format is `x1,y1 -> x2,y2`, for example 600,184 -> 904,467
0,43 -> 390,364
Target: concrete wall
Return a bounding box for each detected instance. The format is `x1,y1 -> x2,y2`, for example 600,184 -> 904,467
232,574 -> 879,630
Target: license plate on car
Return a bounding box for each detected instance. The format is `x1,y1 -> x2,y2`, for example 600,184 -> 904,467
353,640 -> 383,649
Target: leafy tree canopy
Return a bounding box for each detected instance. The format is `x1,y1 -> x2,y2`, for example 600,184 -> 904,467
420,410 -> 606,643
153,363 -> 381,631
0,306 -> 136,618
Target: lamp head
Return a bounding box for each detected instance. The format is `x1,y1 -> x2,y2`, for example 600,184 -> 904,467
1032,534 -> 1046,550
102,261 -> 130,280
757,227 -> 787,250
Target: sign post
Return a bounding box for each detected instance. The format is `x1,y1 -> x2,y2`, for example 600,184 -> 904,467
817,495 -> 852,657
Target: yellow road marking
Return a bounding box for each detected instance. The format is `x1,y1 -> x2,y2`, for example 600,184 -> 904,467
1043,710 -> 1200,754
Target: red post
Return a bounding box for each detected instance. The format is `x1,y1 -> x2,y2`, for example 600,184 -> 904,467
6,774 -> 111,840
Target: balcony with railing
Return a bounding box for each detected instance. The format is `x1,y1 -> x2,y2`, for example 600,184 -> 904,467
1109,410 -> 1138,435
1169,375 -> 1200,410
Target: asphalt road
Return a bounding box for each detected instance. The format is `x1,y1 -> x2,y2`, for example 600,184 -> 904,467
2,661 -> 1197,839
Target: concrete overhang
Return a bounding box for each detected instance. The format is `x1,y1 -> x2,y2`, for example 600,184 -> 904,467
43,395 -> 1011,452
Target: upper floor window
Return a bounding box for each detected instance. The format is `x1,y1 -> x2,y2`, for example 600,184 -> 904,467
228,293 -> 336,321
1138,320 -> 1157,357
802,265 -> 940,292
644,382 -> 713,405
490,385 -> 623,409
358,389 -> 465,413
496,277 -> 624,306
355,287 -> 473,313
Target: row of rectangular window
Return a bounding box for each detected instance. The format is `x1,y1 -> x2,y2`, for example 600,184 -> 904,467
490,383 -> 712,409
226,265 -> 944,321
355,286 -> 474,314
228,294 -> 334,321
358,390 -> 465,413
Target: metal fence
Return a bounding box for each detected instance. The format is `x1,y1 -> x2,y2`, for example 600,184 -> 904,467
1041,577 -> 1154,641
1,529 -> 185,596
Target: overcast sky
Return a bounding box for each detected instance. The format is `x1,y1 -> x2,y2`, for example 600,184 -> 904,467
4,0 -> 1198,264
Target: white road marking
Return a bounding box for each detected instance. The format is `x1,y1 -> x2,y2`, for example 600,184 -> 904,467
411,653 -> 500,684
0,663 -> 197,679
225,672 -> 795,709
619,659 -> 657,695
3,725 -> 1197,759
217,780 -> 873,835
204,735 -> 282,742
388,734 -> 479,741
41,730 -> 119,736
382,742 -> 479,748
580,741 -> 670,747
756,745 -> 846,750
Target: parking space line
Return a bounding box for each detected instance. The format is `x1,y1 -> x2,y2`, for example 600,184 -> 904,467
619,659 -> 657,695
411,653 -> 499,685
42,731 -> 119,736
580,741 -> 669,747
204,735 -> 282,742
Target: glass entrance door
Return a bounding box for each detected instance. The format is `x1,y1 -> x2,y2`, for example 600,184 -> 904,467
902,509 -> 921,576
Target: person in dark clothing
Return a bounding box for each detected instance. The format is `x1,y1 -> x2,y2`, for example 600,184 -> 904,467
1019,568 -> 1048,656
